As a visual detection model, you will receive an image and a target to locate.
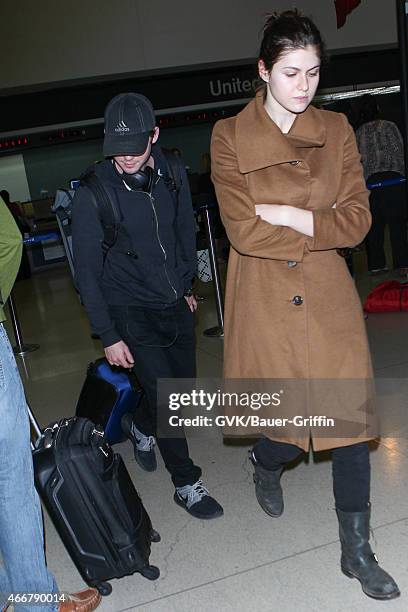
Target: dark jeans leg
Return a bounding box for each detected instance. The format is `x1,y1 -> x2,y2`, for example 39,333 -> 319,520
253,437 -> 304,470
366,173 -> 387,271
112,301 -> 201,488
384,175 -> 408,269
331,442 -> 370,512
152,300 -> 201,487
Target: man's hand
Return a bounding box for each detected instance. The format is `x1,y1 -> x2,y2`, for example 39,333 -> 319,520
104,340 -> 134,369
184,294 -> 198,312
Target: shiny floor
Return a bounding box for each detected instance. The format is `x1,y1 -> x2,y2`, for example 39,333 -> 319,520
4,245 -> 408,612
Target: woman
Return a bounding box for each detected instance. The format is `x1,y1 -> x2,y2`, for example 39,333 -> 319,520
211,10 -> 399,600
355,94 -> 408,275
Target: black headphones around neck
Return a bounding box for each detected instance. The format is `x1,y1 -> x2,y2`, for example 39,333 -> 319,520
121,166 -> 154,193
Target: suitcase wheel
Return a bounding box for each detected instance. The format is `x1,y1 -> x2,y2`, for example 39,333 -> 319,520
140,564 -> 160,580
96,581 -> 113,596
150,528 -> 161,543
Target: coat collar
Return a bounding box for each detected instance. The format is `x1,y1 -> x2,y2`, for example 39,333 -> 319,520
235,90 -> 327,173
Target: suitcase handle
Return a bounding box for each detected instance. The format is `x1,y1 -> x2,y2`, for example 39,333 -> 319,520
26,402 -> 42,450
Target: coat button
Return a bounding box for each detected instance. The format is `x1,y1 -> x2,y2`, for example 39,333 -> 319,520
287,261 -> 297,268
292,295 -> 303,306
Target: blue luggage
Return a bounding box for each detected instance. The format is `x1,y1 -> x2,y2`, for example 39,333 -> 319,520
76,358 -> 143,444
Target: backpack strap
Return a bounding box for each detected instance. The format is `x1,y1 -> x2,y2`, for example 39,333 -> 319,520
161,149 -> 183,208
160,149 -> 185,251
80,171 -> 121,257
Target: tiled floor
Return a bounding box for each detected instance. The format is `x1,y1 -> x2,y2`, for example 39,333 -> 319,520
4,246 -> 408,612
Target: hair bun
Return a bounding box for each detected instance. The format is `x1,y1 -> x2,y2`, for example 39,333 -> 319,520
263,12 -> 279,32
263,9 -> 303,32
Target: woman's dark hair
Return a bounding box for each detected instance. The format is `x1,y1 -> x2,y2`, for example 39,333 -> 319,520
356,94 -> 380,126
259,9 -> 326,71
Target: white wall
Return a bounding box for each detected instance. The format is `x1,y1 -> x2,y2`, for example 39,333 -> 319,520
0,0 -> 398,90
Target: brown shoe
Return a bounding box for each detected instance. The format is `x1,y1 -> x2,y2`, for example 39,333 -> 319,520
59,588 -> 101,611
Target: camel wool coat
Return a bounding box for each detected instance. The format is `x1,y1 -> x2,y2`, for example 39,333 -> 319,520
211,92 -> 376,451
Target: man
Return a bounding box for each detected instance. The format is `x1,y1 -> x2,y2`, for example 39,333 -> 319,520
72,93 -> 223,520
0,197 -> 101,611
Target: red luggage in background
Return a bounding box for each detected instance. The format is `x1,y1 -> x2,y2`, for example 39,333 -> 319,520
363,280 -> 408,313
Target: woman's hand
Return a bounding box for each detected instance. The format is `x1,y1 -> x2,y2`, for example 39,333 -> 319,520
255,204 -> 288,226
255,204 -> 314,237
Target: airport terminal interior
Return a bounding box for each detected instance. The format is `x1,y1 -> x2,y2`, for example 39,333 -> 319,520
3,243 -> 408,612
2,2 -> 408,611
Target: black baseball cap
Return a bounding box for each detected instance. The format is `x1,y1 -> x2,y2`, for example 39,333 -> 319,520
103,93 -> 156,157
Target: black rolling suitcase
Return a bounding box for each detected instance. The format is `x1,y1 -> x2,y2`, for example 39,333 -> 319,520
28,410 -> 160,596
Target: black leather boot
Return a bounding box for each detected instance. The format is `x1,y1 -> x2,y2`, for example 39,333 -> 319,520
250,452 -> 283,517
336,505 -> 400,600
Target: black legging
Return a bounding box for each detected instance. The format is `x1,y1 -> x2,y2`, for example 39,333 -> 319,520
366,171 -> 408,271
253,438 -> 370,513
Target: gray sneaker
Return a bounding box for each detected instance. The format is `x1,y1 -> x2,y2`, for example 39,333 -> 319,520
174,479 -> 224,519
121,413 -> 157,472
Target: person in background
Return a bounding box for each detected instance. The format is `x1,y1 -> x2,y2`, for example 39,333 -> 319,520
0,190 -> 20,218
356,94 -> 408,276
211,9 -> 399,601
197,153 -> 216,201
0,189 -> 31,280
0,196 -> 101,612
198,152 -> 229,263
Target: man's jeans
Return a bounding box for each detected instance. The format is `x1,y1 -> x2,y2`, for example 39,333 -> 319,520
0,324 -> 58,611
110,298 -> 202,487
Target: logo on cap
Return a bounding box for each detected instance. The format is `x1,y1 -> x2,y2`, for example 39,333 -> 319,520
115,120 -> 130,133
